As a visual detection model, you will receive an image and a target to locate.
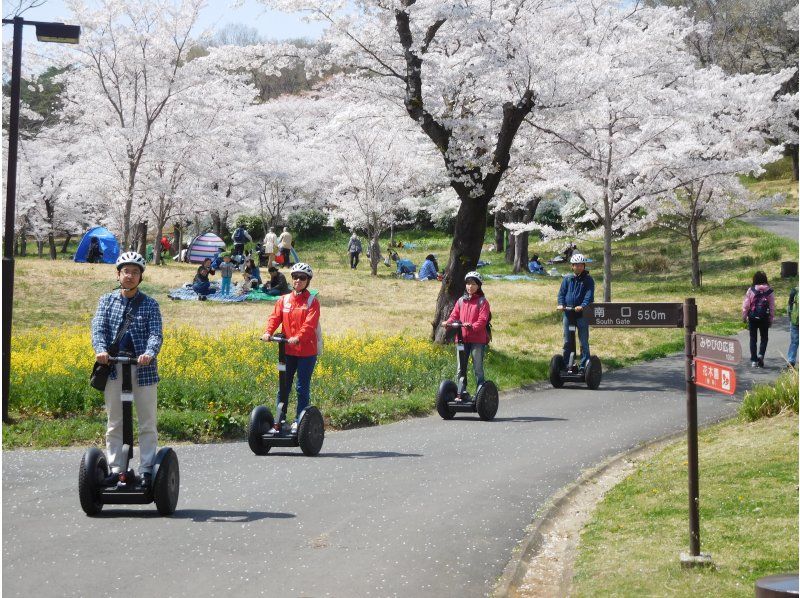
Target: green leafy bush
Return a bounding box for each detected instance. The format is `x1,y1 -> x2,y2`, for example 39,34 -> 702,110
288,209 -> 328,239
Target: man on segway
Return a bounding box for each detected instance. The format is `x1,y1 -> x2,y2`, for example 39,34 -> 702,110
91,251 -> 163,488
261,262 -> 321,435
557,253 -> 595,370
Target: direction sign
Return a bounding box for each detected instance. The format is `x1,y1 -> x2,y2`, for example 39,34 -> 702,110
693,333 -> 742,365
584,303 -> 684,328
694,358 -> 736,395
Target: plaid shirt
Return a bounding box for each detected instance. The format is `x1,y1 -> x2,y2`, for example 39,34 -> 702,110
91,290 -> 163,386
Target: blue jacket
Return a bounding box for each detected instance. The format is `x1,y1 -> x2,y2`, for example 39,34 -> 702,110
558,271 -> 595,309
396,259 -> 416,275
418,259 -> 438,280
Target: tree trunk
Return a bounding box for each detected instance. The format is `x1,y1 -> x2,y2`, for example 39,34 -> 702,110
369,235 -> 381,276
494,210 -> 504,253
505,230 -> 515,264
60,234 -> 71,253
48,232 -> 57,260
512,231 -> 529,274
603,220 -> 613,302
37,240 -> 44,257
431,195 -> 490,343
123,162 -> 136,249
136,221 -> 148,257
690,221 -> 701,288
211,212 -> 222,237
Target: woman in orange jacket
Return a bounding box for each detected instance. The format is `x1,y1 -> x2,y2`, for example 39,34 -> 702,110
262,262 -> 321,434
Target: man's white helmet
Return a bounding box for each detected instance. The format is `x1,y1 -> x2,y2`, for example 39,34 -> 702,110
570,253 -> 589,264
464,271 -> 483,284
116,251 -> 146,272
290,262 -> 313,278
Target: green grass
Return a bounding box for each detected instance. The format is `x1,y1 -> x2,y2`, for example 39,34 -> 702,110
571,412 -> 798,597
740,368 -> 799,421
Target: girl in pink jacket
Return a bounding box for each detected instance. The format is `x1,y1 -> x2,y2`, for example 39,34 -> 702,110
741,270 -> 775,367
442,271 -> 492,399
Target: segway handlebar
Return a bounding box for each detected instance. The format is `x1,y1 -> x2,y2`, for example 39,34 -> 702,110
264,333 -> 288,343
107,355 -> 138,365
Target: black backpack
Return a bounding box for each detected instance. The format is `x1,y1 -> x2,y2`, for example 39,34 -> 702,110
233,228 -> 246,243
749,287 -> 773,320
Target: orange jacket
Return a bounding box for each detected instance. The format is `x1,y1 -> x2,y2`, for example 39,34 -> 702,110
265,289 -> 320,357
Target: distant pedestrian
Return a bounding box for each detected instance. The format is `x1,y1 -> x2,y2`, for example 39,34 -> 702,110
263,227 -> 278,267
348,233 -> 363,269
787,285 -> 798,368
278,227 -> 293,267
742,271 -> 775,368
233,225 -> 252,258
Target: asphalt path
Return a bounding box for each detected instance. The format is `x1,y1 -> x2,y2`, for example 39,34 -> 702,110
3,325 -> 789,598
741,213 -> 798,241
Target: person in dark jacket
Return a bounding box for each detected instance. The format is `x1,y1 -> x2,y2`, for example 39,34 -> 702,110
347,233 -> 363,269
192,258 -> 216,299
263,266 -> 290,296
557,253 -> 595,368
86,237 -> 103,263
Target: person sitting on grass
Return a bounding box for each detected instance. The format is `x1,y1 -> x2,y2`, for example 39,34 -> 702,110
263,266 -> 290,296
389,250 -> 416,276
87,237 -> 103,263
192,258 -> 216,299
418,254 -> 439,280
528,254 -> 546,275
244,258 -> 262,290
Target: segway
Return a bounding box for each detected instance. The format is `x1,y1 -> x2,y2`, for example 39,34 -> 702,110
549,307 -> 602,390
78,354 -> 179,516
248,334 -> 325,456
436,321 -> 499,421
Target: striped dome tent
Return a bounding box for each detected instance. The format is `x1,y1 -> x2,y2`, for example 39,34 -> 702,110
187,231 -> 226,264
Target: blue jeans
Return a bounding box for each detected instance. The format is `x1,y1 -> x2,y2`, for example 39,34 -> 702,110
788,323 -> 798,366
192,281 -> 214,296
563,313 -> 590,367
276,354 -> 317,422
221,277 -> 231,295
457,343 -> 486,394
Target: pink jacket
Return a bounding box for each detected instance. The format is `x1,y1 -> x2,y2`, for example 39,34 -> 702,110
446,292 -> 491,344
742,284 -> 775,324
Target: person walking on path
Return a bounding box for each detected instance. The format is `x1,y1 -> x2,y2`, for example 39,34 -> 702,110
742,270 -> 775,368
261,262 -> 320,434
278,227 -> 293,268
348,233 -> 363,269
91,251 -> 163,488
787,285 -> 798,367
263,227 -> 278,267
557,253 -> 595,368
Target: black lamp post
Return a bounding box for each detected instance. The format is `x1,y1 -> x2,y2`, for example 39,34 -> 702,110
2,17 -> 80,423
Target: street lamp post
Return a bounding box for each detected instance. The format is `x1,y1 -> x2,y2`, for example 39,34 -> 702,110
2,17 -> 80,423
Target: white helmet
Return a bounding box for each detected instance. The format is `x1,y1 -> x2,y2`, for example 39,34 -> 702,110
116,251 -> 146,272
464,271 -> 483,284
570,253 -> 589,264
290,262 -> 313,278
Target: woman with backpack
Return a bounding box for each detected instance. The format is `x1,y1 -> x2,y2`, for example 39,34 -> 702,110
441,271 -> 491,401
742,271 -> 775,368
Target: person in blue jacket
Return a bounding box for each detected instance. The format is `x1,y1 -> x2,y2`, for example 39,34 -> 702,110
557,253 -> 595,368
418,254 -> 439,280
528,254 -> 545,275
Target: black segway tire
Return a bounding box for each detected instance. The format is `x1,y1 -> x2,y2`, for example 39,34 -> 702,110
436,380 -> 457,419
585,356 -> 602,390
549,355 -> 565,388
475,381 -> 499,421
298,406 -> 325,456
78,448 -> 107,516
153,448 -> 180,515
248,405 -> 274,455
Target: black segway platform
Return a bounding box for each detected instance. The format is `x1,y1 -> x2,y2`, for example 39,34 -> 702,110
436,322 -> 499,421
549,307 -> 602,390
248,334 -> 325,456
79,355 -> 179,516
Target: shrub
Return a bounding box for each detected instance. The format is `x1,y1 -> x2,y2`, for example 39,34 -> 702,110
740,369 -> 799,421
234,215 -> 266,242
631,255 -> 669,274
534,200 -> 563,230
287,209 -> 328,239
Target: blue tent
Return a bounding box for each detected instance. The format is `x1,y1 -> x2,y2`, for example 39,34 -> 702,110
74,226 -> 120,264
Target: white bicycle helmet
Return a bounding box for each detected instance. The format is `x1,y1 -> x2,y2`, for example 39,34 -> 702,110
570,253 -> 589,264
116,251 -> 146,272
290,262 -> 313,278
464,271 -> 483,284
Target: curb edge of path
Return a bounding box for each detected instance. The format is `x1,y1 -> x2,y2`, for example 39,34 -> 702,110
491,414 -> 736,597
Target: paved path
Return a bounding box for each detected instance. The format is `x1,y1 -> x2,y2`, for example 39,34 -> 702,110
3,325 -> 789,598
741,213 -> 798,242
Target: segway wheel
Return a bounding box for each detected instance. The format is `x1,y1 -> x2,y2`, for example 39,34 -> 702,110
248,405 -> 274,455
585,356 -> 602,390
549,355 -> 565,388
298,406 -> 325,456
78,448 -> 107,516
436,380 -> 457,420
475,381 -> 499,421
153,448 -> 180,515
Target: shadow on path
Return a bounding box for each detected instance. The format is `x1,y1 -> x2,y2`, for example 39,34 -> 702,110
95,509 -> 294,522
263,451 -> 423,459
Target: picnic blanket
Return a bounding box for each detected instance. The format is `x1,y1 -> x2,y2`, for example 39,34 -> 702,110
168,285 -> 319,302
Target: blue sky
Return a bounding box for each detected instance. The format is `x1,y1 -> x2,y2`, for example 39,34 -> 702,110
11,0 -> 327,41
